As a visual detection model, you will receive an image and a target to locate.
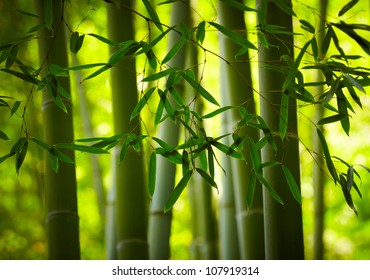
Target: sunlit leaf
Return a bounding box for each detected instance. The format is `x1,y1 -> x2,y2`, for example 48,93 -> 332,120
136,27 -> 172,55
222,0 -> 257,12
131,87 -> 156,120
300,20 -> 315,33
282,165 -> 302,204
339,174 -> 357,215
274,0 -> 296,16
83,65 -> 112,81
209,21 -> 257,50
0,69 -> 40,84
336,89 -> 350,135
88,33 -> 117,46
67,63 -> 109,71
321,25 -> 333,56
142,0 -> 164,32
162,37 -> 187,65
201,106 -> 234,119
196,167 -> 218,191
148,151 -> 156,198
211,140 -> 243,159
164,170 -> 193,212
343,74 -> 365,93
181,71 -> 220,106
317,114 -> 346,125
10,101 -> 21,117
143,68 -> 176,82
54,143 -> 109,154
196,21 -> 206,44
0,153 -> 15,164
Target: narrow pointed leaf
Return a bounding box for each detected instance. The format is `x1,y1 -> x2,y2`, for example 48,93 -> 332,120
318,114 -> 346,125
136,27 -> 172,55
300,20 -> 315,33
340,174 -> 357,215
0,153 -> 15,164
196,167 -> 218,190
162,38 -> 187,65
142,0 -> 163,31
282,165 -> 302,204
67,63 -> 109,71
201,106 -> 234,119
54,143 -> 109,154
207,146 -> 215,179
164,170 -> 192,212
196,21 -> 206,44
346,165 -> 354,191
343,74 -> 365,93
257,173 -> 284,205
181,71 -> 220,106
83,65 -> 112,81
131,87 -> 156,120
148,151 -> 157,197
317,128 -> 338,183
246,174 -> 257,208
0,69 -> 39,84
248,138 -> 262,175
211,141 -> 243,159
338,0 -> 359,17
0,130 -> 9,141
279,92 -> 289,139
16,140 -> 28,173
88,33 -> 117,46
143,68 -> 175,82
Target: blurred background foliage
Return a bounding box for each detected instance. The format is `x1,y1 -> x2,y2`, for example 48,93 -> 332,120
0,0 -> 370,259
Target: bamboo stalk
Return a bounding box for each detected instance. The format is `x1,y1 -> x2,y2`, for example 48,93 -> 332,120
36,0 -> 80,259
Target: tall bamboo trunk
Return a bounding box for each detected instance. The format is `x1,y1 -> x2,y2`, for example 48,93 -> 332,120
218,0 -> 264,259
148,0 -> 190,260
313,0 -> 328,260
257,0 -> 304,259
107,1 -> 148,259
36,0 -> 80,259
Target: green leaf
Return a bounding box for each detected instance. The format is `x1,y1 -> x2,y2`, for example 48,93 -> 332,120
54,143 -> 109,154
142,0 -> 164,32
209,21 -> 257,50
145,49 -> 157,70
143,68 -> 176,82
207,146 -> 215,180
154,95 -> 165,125
49,150 -> 59,172
222,0 -> 257,12
31,137 -> 51,151
148,151 -> 156,198
158,89 -> 174,120
248,138 -> 262,175
162,37 -> 187,65
88,33 -> 117,46
0,69 -> 40,84
196,167 -> 218,190
131,87 -> 156,120
44,0 -> 53,29
49,64 -> 68,77
211,141 -> 243,159
246,174 -> 257,208
343,74 -> 365,93
108,41 -> 139,65
317,128 -> 338,183
181,71 -> 220,106
338,0 -> 359,17
182,150 -> 190,176
164,170 -> 192,212
16,139 -> 28,174
67,63 -> 109,71
136,27 -> 173,55
16,9 -> 40,18
6,45 -> 19,68
70,32 -> 85,54
120,138 -> 130,162
279,92 -> 289,139
274,0 -> 296,16
318,114 -> 346,125
300,20 -> 315,33
10,101 -> 21,117
336,89 -> 350,135
282,165 -> 302,204
83,65 -> 112,81
0,130 -> 9,141
0,153 -> 15,164
201,106 -> 234,119
311,37 -> 318,61
53,149 -> 74,164
321,25 -> 333,56
339,174 -> 357,215
256,173 -> 284,205
196,21 -> 206,44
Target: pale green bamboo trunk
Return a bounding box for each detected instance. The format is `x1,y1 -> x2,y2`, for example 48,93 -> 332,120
257,0 -> 304,259
218,0 -> 265,259
148,0 -> 190,260
107,1 -> 148,259
313,0 -> 328,260
36,0 -> 80,259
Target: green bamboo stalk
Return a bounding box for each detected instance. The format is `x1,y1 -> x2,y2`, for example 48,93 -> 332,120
148,0 -> 190,260
313,0 -> 328,260
257,0 -> 304,259
218,0 -> 265,259
107,1 -> 148,259
36,0 -> 80,259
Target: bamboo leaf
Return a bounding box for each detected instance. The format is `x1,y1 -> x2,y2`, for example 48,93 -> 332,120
343,74 -> 365,93
311,37 -> 318,61
196,21 -> 206,44
108,41 -> 138,65
201,106 -> 234,119
49,150 -> 59,173
339,174 -> 357,216
70,32 -> 85,54
162,37 -> 187,65
336,89 -> 350,135
31,137 -> 51,151
154,95 -> 165,125
346,165 -> 354,191
54,143 -> 109,154
274,0 -> 296,16
67,63 -> 109,71
10,101 -> 21,117
148,151 -> 156,198
136,27 -> 172,55
338,0 -> 359,17
222,0 -> 257,12
0,153 -> 15,164
181,71 -> 220,106
196,167 -> 218,190
248,138 -> 262,175
0,69 -> 40,84
279,92 -> 289,139
207,146 -> 215,180
143,68 -> 176,82
164,170 -> 193,212
256,173 -> 284,205
317,114 -> 346,125
120,138 -> 130,162
322,25 -> 333,56
0,130 -> 9,141
88,33 -> 117,46
182,150 -> 189,176
83,65 -> 112,81
209,21 -> 257,50
131,87 -> 156,120
282,165 -> 302,204
16,9 -> 40,18
317,128 -> 338,183
211,141 -> 243,159
53,149 -> 74,164
142,0 -> 164,32
16,139 -> 28,174
300,20 -> 315,33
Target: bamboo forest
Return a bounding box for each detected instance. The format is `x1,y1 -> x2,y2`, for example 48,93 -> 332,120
1,0 -> 370,260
